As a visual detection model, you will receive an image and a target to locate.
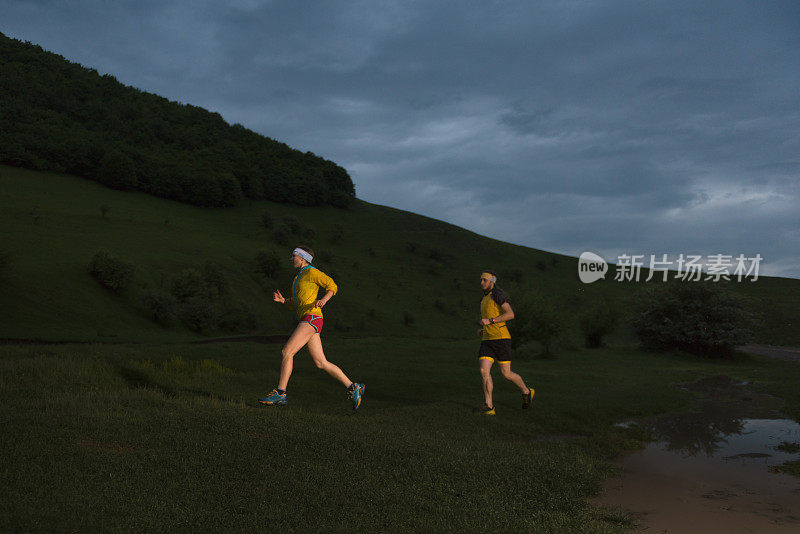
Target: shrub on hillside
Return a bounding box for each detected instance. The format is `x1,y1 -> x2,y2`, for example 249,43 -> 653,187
170,268 -> 206,302
218,300 -> 258,332
631,282 -> 756,356
579,303 -> 617,348
514,295 -> 570,357
255,250 -> 282,279
179,297 -> 217,332
201,261 -> 228,299
88,250 -> 134,293
141,290 -> 178,326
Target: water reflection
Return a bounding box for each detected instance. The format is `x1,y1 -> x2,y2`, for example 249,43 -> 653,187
646,401 -> 744,457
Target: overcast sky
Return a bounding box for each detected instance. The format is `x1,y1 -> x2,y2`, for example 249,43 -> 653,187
4,0 -> 799,278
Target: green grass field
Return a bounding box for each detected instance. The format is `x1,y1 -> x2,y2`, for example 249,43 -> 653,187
3,338 -> 800,531
2,164 -> 799,346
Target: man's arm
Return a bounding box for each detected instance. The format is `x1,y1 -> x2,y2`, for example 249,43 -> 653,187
479,302 -> 515,325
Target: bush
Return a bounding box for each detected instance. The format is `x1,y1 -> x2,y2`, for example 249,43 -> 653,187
631,282 -> 756,356
179,297 -> 217,332
169,268 -> 206,302
218,300 -> 258,332
88,250 -> 134,293
141,290 -> 178,326
201,261 -> 228,299
255,250 -> 282,279
514,295 -> 570,357
579,303 -> 617,348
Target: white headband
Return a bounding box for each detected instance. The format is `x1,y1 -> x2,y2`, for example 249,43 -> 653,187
487,276 -> 497,282
293,248 -> 313,263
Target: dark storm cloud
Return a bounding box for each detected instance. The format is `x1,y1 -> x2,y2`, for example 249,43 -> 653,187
3,0 -> 799,277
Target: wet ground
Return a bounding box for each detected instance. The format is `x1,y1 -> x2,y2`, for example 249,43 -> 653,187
595,375 -> 800,533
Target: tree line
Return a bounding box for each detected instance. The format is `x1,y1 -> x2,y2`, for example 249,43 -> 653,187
0,33 -> 355,208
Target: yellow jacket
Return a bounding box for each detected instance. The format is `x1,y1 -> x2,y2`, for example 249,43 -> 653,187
284,265 -> 338,319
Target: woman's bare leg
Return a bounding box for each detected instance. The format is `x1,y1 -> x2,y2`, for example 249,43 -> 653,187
306,333 -> 352,387
277,322 -> 317,390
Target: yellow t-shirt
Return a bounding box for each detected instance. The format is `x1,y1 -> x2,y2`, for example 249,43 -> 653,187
480,287 -> 511,340
284,265 -> 338,319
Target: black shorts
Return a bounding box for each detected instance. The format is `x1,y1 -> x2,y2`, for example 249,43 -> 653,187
478,339 -> 512,363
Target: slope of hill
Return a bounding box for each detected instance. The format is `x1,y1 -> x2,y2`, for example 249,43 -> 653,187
0,32 -> 353,208
2,165 -> 799,346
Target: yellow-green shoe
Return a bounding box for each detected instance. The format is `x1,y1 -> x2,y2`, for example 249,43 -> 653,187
478,404 -> 496,415
522,387 -> 535,409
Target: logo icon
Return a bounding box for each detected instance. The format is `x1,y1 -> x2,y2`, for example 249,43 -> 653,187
578,252 -> 608,283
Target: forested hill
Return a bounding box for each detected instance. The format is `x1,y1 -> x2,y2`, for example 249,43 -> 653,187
0,33 -> 355,208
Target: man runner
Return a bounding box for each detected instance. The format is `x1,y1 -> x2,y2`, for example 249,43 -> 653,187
476,270 -> 534,415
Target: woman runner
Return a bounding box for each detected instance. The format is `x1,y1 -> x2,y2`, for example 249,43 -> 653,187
476,270 -> 534,415
259,246 -> 365,410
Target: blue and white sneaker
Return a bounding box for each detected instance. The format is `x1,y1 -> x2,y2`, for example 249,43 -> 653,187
258,389 -> 287,406
348,383 -> 365,411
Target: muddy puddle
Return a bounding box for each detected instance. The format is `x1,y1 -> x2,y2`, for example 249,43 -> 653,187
595,375 -> 800,533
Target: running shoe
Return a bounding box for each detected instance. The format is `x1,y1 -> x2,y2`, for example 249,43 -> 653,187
348,383 -> 365,411
477,404 -> 496,415
522,387 -> 535,409
258,389 -> 287,406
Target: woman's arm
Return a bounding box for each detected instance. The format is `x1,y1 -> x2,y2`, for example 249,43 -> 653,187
316,290 -> 334,309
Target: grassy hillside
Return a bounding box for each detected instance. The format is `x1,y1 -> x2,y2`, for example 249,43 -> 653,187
1,164 -> 799,346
